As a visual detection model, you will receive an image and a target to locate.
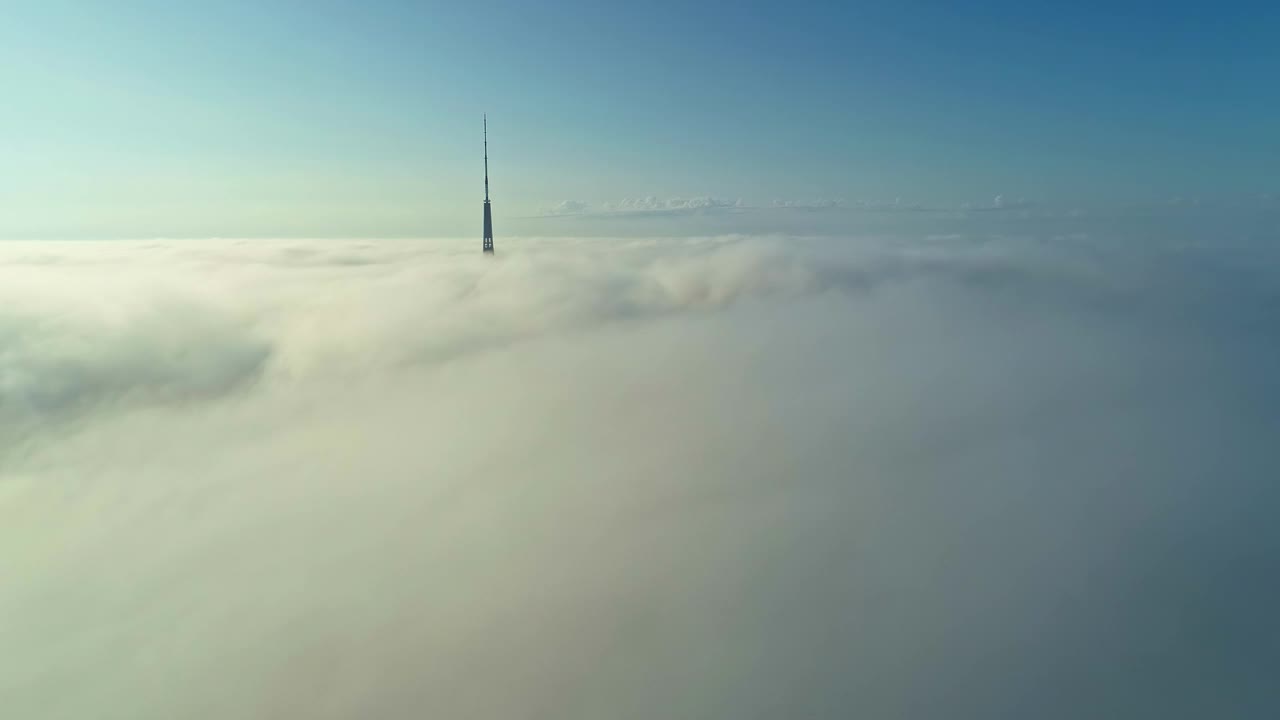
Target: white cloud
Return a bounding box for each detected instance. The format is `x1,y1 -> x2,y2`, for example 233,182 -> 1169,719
534,197 -> 982,220
1,235 -> 1277,718
772,198 -> 847,209
603,196 -> 742,213
970,194 -> 1033,212
535,197 -> 745,218
542,199 -> 590,215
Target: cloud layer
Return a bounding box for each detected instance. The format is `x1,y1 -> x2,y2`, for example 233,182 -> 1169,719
541,196 -> 745,217
536,195 -> 1039,218
2,234 -> 1278,718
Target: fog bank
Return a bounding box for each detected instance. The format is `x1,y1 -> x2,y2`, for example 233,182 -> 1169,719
2,235 -> 1278,719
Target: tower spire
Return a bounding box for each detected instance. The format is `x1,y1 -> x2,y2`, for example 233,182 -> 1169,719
482,115 -> 494,253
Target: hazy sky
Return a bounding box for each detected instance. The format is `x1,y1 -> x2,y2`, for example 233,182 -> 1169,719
3,0 -> 1278,238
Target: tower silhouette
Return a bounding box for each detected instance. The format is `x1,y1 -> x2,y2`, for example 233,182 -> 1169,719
482,115 -> 494,254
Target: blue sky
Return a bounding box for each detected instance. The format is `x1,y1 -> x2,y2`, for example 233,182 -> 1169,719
2,0 -> 1277,238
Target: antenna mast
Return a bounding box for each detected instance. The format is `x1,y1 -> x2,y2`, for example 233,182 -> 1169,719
482,114 -> 494,253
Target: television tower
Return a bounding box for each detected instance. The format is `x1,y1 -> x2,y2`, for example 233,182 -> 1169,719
482,114 -> 494,254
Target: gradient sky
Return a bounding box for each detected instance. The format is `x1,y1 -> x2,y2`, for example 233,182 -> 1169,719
2,0 -> 1277,238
